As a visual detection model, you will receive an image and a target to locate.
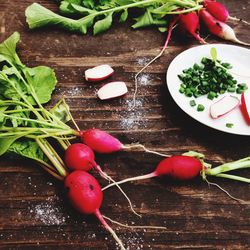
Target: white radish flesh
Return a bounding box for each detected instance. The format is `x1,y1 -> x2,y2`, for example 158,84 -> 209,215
210,95 -> 240,119
97,81 -> 128,100
85,65 -> 114,82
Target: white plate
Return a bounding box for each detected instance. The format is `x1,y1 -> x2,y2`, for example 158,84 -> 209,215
166,44 -> 250,136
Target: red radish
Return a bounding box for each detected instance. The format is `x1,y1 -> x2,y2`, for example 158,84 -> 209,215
102,155 -> 203,191
85,64 -> 114,82
199,9 -> 250,46
179,12 -> 206,44
204,0 -> 229,22
241,89 -> 250,125
210,95 -> 239,119
65,171 -> 126,250
64,143 -> 141,217
80,128 -> 171,157
97,81 -> 128,100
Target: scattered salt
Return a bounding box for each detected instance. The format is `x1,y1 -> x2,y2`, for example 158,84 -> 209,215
30,197 -> 66,226
137,73 -> 152,86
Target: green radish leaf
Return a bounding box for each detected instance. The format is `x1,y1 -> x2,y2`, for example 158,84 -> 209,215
210,47 -> 217,62
24,66 -> 57,104
25,3 -> 91,34
59,1 -> 96,15
0,135 -> 25,156
0,32 -> 23,67
8,138 -> 48,163
119,9 -> 128,23
83,0 -> 95,9
93,12 -> 113,35
158,26 -> 167,32
50,99 -> 71,123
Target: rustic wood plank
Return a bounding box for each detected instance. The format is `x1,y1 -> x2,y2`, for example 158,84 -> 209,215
0,0 -> 250,249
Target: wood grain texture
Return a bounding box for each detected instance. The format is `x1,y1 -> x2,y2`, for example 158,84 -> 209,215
0,0 -> 250,249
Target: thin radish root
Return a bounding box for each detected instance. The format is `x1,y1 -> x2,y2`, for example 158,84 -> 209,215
103,215 -> 167,230
204,178 -> 248,203
122,143 -> 171,158
132,16 -> 179,108
95,210 -> 126,250
229,16 -> 250,26
102,173 -> 156,191
96,165 -> 142,218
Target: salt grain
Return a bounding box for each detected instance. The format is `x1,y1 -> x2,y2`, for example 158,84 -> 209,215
31,197 -> 66,226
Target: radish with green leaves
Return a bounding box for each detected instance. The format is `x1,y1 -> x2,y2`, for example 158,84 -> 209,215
65,171 -> 126,250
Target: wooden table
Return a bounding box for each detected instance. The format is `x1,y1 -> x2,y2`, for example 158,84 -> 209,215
0,1 -> 250,249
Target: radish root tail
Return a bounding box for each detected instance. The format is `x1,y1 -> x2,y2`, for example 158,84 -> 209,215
95,210 -> 126,250
132,16 -> 179,108
205,178 -> 248,204
229,16 -> 250,26
123,143 -> 171,158
103,215 -> 167,230
96,165 -> 142,218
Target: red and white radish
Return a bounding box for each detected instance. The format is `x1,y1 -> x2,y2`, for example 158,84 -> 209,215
64,143 -> 140,216
85,64 -> 114,82
199,9 -> 250,46
97,81 -> 128,100
102,155 -> 203,191
65,171 -> 126,250
179,12 -> 206,44
210,95 -> 239,119
80,128 -> 170,157
241,89 -> 250,125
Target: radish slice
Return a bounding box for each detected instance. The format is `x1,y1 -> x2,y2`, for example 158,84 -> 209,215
97,81 -> 128,100
210,95 -> 239,119
85,65 -> 114,82
241,90 -> 250,124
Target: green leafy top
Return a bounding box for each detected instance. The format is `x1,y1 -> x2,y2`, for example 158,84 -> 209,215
25,0 -> 202,35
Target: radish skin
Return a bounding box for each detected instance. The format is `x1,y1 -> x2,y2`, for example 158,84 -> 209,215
64,143 -> 141,217
80,128 -> 170,157
179,12 -> 206,44
102,155 -> 202,191
65,171 -> 125,250
204,0 -> 229,22
210,95 -> 240,119
199,9 -> 250,46
85,64 -> 114,82
241,90 -> 250,125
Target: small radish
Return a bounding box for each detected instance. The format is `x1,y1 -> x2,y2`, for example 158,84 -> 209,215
65,171 -> 126,250
102,155 -> 202,191
210,95 -> 239,119
204,0 -> 250,25
97,81 -> 128,100
179,12 -> 206,44
204,0 -> 229,22
199,9 -> 250,46
241,89 -> 250,125
80,128 -> 170,157
85,64 -> 114,82
64,143 -> 141,217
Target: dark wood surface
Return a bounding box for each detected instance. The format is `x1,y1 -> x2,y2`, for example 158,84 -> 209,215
0,1 -> 250,249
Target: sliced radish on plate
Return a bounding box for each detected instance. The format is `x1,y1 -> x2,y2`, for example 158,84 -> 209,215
97,81 -> 128,100
241,89 -> 250,125
210,95 -> 239,119
85,64 -> 114,82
